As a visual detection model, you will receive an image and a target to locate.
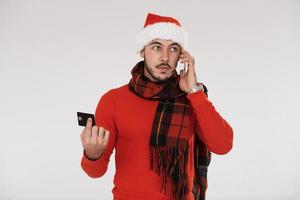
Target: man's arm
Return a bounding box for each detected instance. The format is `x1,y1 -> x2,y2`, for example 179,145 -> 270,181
187,90 -> 234,155
81,90 -> 117,178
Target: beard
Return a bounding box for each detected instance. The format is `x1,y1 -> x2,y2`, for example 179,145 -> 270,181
143,56 -> 177,82
144,62 -> 170,82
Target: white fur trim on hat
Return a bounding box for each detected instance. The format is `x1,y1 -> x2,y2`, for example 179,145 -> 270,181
136,22 -> 187,53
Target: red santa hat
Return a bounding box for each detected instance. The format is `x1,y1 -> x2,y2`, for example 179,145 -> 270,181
136,13 -> 187,52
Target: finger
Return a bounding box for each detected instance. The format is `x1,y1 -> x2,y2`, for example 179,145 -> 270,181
187,60 -> 195,73
102,130 -> 110,146
180,69 -> 184,77
84,128 -> 93,144
180,58 -> 191,65
83,118 -> 93,139
182,49 -> 191,57
180,58 -> 187,63
180,48 -> 186,54
179,54 -> 187,60
180,49 -> 192,59
91,126 -> 99,144
97,127 -> 106,143
180,56 -> 193,63
83,117 -> 93,132
86,117 -> 93,128
189,57 -> 195,66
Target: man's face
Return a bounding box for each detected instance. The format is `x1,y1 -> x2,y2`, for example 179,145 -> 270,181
140,39 -> 181,82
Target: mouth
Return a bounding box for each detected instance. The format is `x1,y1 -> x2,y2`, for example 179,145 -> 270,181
158,67 -> 168,70
157,64 -> 171,70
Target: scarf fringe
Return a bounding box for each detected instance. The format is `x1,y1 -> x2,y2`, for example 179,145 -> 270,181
150,145 -> 189,200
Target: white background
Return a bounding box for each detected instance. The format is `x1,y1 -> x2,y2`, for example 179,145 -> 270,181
0,0 -> 299,199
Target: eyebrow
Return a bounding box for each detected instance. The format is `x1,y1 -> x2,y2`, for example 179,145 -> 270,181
148,41 -> 180,47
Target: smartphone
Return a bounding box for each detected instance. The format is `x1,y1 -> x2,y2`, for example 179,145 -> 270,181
77,112 -> 95,127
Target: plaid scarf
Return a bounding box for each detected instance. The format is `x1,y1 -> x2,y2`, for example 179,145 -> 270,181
128,61 -> 211,200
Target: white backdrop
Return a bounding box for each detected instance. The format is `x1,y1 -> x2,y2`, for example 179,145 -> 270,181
0,0 -> 299,200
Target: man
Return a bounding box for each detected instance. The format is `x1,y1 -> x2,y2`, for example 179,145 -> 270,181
80,13 -> 234,200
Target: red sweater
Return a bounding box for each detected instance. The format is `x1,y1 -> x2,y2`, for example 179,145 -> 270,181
81,84 -> 233,200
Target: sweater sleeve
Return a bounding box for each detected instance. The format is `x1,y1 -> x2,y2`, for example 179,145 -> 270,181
187,88 -> 234,155
81,90 -> 117,178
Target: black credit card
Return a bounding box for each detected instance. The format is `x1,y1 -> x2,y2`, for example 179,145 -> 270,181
77,112 -> 95,127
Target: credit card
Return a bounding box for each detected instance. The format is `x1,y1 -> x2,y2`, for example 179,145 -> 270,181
77,112 -> 95,127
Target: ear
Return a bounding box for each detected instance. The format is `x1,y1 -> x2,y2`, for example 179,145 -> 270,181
139,49 -> 145,58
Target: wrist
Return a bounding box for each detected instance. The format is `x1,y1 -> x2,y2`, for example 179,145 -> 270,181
84,150 -> 103,161
187,83 -> 204,94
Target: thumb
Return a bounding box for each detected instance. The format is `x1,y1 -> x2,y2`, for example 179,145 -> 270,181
86,117 -> 93,128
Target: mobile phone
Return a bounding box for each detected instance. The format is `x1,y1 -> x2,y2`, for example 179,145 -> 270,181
77,112 -> 95,127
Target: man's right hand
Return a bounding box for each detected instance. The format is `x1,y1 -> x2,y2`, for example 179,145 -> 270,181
80,118 -> 110,160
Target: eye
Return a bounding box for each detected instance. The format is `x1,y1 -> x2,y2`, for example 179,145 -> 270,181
152,46 -> 161,51
170,47 -> 179,52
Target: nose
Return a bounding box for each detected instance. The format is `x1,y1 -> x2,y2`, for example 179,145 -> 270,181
160,48 -> 169,62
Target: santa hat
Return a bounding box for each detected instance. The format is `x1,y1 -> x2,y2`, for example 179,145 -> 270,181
136,13 -> 187,52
